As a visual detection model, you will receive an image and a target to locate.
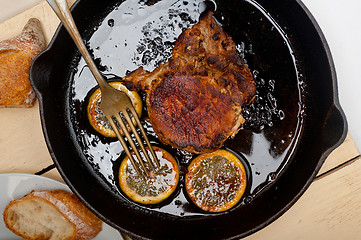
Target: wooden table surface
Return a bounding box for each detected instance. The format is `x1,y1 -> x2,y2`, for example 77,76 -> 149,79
1,1 -> 360,239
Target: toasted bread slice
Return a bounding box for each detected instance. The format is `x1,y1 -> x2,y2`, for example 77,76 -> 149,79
0,18 -> 45,108
3,190 -> 102,240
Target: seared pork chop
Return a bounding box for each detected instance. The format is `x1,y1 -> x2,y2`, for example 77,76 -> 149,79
123,12 -> 256,154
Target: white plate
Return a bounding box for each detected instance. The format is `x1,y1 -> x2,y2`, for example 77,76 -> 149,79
0,173 -> 123,240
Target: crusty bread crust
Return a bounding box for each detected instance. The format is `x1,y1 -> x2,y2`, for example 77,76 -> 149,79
3,190 -> 103,240
0,18 -> 45,108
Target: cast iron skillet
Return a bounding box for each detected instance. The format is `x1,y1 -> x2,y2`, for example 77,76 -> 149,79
30,0 -> 347,239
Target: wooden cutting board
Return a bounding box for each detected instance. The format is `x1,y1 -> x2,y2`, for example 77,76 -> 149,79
0,1 -> 360,239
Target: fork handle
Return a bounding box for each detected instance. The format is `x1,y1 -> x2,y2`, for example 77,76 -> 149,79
47,0 -> 109,90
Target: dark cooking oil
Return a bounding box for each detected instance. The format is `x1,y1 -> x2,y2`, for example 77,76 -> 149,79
69,0 -> 305,216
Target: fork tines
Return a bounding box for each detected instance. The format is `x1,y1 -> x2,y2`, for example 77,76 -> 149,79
107,106 -> 160,177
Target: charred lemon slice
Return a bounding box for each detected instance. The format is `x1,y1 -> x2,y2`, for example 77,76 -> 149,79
119,147 -> 179,205
87,82 -> 142,137
185,149 -> 247,212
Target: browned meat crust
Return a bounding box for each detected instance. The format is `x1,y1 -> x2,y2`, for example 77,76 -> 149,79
123,12 -> 256,154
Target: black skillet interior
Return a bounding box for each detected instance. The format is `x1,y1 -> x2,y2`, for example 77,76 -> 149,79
30,0 -> 347,239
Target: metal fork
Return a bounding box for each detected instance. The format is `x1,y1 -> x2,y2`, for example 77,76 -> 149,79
47,0 -> 160,177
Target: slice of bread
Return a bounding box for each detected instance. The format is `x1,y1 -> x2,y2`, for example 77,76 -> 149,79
0,18 -> 45,108
3,190 -> 103,240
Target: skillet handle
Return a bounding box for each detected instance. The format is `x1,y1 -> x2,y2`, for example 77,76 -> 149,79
30,50 -> 52,97
321,104 -> 348,153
